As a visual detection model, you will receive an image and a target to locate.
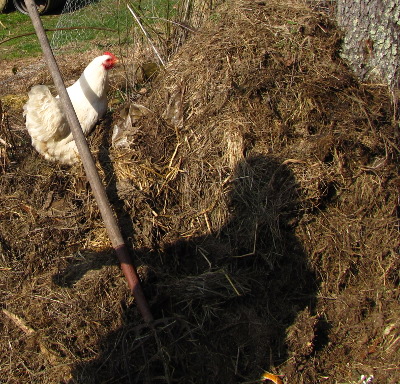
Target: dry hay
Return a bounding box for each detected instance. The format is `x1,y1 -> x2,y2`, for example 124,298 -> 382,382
0,0 -> 399,383
110,0 -> 400,382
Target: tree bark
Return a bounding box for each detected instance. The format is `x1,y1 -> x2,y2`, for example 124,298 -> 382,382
336,0 -> 400,90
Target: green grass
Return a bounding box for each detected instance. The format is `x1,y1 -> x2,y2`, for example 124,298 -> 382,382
0,0 -> 130,60
0,0 -> 201,60
0,10 -> 59,59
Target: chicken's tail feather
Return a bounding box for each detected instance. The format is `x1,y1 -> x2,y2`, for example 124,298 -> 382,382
31,136 -> 80,164
24,85 -> 80,164
24,85 -> 71,143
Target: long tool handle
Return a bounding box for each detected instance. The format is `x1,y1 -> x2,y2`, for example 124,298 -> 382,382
24,0 -> 154,324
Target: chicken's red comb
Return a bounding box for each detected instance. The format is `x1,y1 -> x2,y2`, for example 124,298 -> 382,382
104,51 -> 117,61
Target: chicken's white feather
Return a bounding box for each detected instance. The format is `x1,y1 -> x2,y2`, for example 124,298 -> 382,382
23,52 -> 117,164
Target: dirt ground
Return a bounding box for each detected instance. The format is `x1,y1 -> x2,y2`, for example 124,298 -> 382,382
0,1 -> 399,383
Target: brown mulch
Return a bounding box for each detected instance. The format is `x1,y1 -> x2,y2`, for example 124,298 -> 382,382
0,1 -> 399,383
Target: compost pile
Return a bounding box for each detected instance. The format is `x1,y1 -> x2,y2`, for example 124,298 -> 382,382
0,1 -> 399,383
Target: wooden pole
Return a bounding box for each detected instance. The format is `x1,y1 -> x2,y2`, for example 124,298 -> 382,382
24,0 -> 154,324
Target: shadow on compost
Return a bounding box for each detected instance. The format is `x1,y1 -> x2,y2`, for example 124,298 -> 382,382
64,154 -> 319,384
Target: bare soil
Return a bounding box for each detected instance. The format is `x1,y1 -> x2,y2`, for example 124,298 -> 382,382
0,1 -> 399,383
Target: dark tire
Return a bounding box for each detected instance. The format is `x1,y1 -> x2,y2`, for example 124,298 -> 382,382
13,0 -> 66,14
0,0 -> 13,13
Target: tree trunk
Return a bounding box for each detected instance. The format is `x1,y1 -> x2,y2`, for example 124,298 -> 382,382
336,0 -> 400,90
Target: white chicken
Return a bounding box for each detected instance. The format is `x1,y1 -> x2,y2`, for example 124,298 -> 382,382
23,52 -> 118,164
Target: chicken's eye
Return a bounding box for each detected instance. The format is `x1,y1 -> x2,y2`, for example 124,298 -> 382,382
103,55 -> 116,70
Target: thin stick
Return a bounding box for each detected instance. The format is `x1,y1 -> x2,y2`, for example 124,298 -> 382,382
2,309 -> 60,365
223,271 -> 241,296
127,4 -> 165,67
147,16 -> 196,32
2,309 -> 35,335
232,223 -> 258,258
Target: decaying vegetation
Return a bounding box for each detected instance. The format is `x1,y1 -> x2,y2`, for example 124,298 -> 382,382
0,1 -> 399,383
